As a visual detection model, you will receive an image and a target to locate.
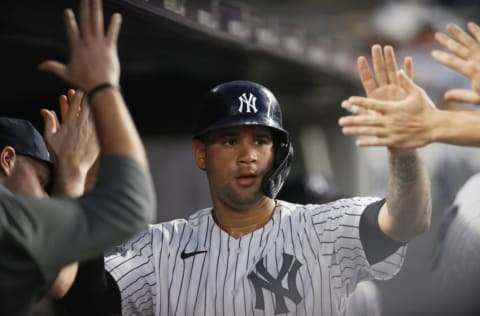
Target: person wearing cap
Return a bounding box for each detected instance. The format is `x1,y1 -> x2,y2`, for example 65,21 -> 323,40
0,88 -> 96,309
0,117 -> 53,197
0,1 -> 156,315
59,79 -> 430,316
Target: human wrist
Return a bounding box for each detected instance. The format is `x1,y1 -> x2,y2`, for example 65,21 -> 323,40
86,83 -> 121,103
429,109 -> 446,144
54,165 -> 88,197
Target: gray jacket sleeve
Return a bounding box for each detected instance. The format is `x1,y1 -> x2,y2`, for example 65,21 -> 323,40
0,155 -> 156,280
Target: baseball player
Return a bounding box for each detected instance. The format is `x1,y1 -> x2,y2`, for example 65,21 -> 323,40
0,1 -> 156,315
428,173 -> 480,316
63,77 -> 431,315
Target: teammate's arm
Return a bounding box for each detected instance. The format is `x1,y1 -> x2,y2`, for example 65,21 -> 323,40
339,79 -> 480,148
39,0 -> 149,170
339,22 -> 480,149
42,89 -> 99,299
432,22 -> 480,105
377,150 -> 431,242
339,44 -> 432,242
20,0 -> 155,273
41,89 -> 99,199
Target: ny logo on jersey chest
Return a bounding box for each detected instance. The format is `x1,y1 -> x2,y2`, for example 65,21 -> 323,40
247,253 -> 302,314
238,92 -> 258,113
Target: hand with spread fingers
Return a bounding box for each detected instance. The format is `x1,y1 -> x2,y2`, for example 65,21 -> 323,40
338,44 -> 436,153
339,23 -> 480,149
40,89 -> 99,299
432,22 -> 480,105
339,70 -> 438,151
39,0 -> 121,91
338,44 -> 432,244
39,0 -> 149,168
40,89 -> 99,197
358,44 -> 414,102
0,1 -> 156,315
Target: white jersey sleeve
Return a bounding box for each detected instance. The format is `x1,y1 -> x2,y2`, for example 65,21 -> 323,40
105,227 -> 158,316
308,197 -> 406,301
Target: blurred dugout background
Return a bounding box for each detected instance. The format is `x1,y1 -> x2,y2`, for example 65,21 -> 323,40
1,0 -> 480,315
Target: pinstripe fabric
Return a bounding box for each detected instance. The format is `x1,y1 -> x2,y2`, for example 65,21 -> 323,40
105,197 -> 406,316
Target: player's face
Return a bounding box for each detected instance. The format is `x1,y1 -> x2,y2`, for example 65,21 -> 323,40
199,125 -> 274,211
5,155 -> 50,198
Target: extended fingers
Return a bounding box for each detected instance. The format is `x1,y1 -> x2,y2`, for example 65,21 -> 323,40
92,0 -> 104,37
341,100 -> 374,116
435,29 -> 470,59
40,108 -> 59,137
467,22 -> 480,43
39,9 -> 77,82
372,44 -> 388,85
446,23 -> 478,50
398,69 -> 431,104
338,113 -> 382,128
64,9 -> 79,51
444,88 -> 480,105
403,56 -> 414,79
355,137 -> 389,147
344,96 -> 392,113
357,56 -> 377,95
67,90 -> 83,122
78,91 -> 92,122
38,60 -> 67,81
384,45 -> 399,84
79,0 -> 91,40
107,13 -> 122,45
396,70 -> 416,93
431,49 -> 470,78
341,125 -> 387,138
78,0 -> 106,39
339,100 -> 385,128
59,94 -> 69,122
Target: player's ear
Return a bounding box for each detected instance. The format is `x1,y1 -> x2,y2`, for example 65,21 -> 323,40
192,139 -> 207,171
0,146 -> 16,177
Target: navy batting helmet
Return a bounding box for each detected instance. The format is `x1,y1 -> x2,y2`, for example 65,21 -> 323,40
193,80 -> 293,198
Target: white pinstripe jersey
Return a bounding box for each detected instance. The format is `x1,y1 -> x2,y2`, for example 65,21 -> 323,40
105,197 -> 406,316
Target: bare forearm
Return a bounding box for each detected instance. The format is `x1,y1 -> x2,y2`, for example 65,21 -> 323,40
53,171 -> 86,197
381,151 -> 432,241
47,262 -> 79,299
89,88 -> 149,170
431,110 -> 480,146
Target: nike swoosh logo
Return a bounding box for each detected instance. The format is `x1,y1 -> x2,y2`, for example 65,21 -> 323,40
181,249 -> 208,259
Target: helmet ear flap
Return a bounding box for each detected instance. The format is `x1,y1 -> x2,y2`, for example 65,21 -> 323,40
261,136 -> 293,198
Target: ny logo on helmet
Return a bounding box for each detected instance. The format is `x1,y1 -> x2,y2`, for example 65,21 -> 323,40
238,93 -> 258,113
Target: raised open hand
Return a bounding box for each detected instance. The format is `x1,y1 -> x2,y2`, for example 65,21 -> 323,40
339,69 -> 437,153
343,44 -> 414,116
40,89 -> 99,196
39,0 -> 121,91
362,45 -> 413,98
432,22 -> 480,104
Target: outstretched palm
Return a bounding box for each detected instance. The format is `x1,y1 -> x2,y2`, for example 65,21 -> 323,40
359,45 -> 413,103
433,22 -> 480,105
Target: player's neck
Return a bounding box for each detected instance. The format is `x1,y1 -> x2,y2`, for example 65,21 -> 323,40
212,197 -> 275,239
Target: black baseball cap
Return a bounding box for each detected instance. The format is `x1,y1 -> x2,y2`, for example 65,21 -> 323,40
0,117 -> 52,166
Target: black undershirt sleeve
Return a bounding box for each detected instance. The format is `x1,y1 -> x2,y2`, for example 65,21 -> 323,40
359,198 -> 407,265
59,256 -> 121,316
